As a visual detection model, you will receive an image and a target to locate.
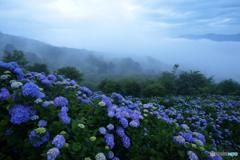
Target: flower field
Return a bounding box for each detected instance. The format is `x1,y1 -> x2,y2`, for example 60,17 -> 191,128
0,61 -> 239,160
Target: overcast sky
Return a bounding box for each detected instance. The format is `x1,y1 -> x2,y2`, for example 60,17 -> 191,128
0,0 -> 240,80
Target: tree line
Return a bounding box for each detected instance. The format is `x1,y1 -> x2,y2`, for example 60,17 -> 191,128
2,50 -> 240,96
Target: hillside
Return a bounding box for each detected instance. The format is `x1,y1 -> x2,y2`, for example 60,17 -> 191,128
0,32 -> 168,81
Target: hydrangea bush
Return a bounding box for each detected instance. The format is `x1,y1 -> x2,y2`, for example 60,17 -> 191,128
0,61 -> 239,160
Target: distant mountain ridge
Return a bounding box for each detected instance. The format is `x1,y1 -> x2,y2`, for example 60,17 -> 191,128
0,31 -> 168,81
180,33 -> 240,42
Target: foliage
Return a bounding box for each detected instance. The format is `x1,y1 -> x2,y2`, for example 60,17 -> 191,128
2,50 -> 28,67
217,79 -> 240,95
56,66 -> 83,82
27,63 -> 50,74
0,61 -> 240,160
176,71 -> 213,95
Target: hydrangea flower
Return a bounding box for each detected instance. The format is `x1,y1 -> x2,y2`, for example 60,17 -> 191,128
129,120 -> 140,128
107,123 -> 114,130
173,135 -> 186,145
122,135 -> 131,149
107,151 -> 114,159
95,153 -> 106,160
0,88 -> 10,101
22,82 -> 44,98
29,130 -> 50,147
38,120 -> 48,127
187,151 -> 199,160
9,104 -> 36,124
116,127 -> 125,137
47,147 -> 60,160
119,117 -> 128,128
181,132 -> 193,142
42,101 -> 53,108
58,106 -> 71,124
99,127 -> 107,135
54,96 -> 68,107
10,81 -> 23,88
104,134 -> 115,149
52,135 -> 66,149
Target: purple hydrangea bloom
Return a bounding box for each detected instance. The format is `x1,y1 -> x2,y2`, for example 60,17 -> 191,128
112,92 -> 124,102
47,74 -> 57,81
0,88 -> 10,101
54,96 -> 68,107
181,132 -> 193,142
99,127 -> 107,135
79,87 -> 93,96
47,147 -> 60,160
107,123 -> 114,130
119,118 -> 128,128
208,154 -> 223,160
107,109 -> 115,118
173,135 -> 185,145
104,134 -> 115,149
38,120 -> 48,127
14,67 -> 24,80
122,135 -> 131,149
107,151 -> 114,159
58,108 -> 71,124
78,97 -> 90,104
187,151 -> 199,160
41,78 -> 52,87
9,104 -> 36,124
116,127 -> 125,137
22,82 -> 44,98
52,135 -> 66,149
129,120 -> 140,128
29,130 -> 50,147
42,101 -> 53,108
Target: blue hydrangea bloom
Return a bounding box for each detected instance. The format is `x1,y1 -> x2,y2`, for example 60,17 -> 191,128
38,120 -> 48,127
54,96 -> 68,107
107,123 -> 114,130
104,134 -> 115,149
119,118 -> 128,128
129,120 -> 140,128
0,88 -> 10,101
112,92 -> 124,102
116,127 -> 125,137
47,74 -> 57,81
47,147 -> 60,160
9,104 -> 36,124
52,135 -> 66,149
208,154 -> 223,160
181,132 -> 193,142
99,127 -> 107,135
107,151 -> 114,159
41,78 -> 52,87
187,151 -> 199,160
29,130 -> 50,147
122,135 -> 131,149
58,107 -> 71,124
22,82 -> 44,98
173,135 -> 186,145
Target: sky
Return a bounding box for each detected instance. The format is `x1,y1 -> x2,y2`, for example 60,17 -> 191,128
0,0 -> 240,80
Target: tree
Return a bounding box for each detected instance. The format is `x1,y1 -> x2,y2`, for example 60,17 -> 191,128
98,79 -> 121,93
217,79 -> 240,95
158,72 -> 177,95
27,63 -> 49,74
176,70 -> 212,95
56,66 -> 83,82
2,50 -> 28,67
119,79 -> 141,96
142,83 -> 165,97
